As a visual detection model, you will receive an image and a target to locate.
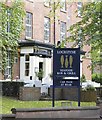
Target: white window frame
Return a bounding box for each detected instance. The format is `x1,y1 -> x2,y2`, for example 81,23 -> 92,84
60,21 -> 66,42
44,17 -> 50,43
14,56 -> 18,63
25,12 -> 33,39
60,0 -> 66,12
6,9 -> 11,32
44,0 -> 51,7
25,0 -> 34,3
77,2 -> 82,17
4,51 -> 11,79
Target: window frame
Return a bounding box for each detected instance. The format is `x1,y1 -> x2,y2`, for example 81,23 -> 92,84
6,9 -> 11,33
44,0 -> 51,7
4,51 -> 11,79
25,12 -> 33,39
60,0 -> 66,12
25,54 -> 30,76
44,17 -> 50,43
77,2 -> 83,17
60,21 -> 66,42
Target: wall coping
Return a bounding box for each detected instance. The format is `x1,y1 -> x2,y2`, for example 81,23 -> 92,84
1,114 -> 16,118
11,106 -> 100,114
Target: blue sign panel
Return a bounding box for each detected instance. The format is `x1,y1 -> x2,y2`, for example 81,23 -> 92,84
53,48 -> 80,87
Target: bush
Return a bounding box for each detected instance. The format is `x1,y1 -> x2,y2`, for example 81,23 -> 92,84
92,73 -> 102,85
35,69 -> 43,80
81,74 -> 86,83
1,81 -> 24,97
86,85 -> 96,91
82,84 -> 96,91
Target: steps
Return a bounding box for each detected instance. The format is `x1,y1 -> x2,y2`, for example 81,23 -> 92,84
39,94 -> 52,101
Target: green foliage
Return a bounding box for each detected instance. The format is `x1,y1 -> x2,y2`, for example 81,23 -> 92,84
48,0 -> 62,23
86,85 -> 96,91
82,84 -> 96,91
2,81 -> 24,97
0,0 -> 25,79
48,1 -> 102,67
81,74 -> 86,83
35,69 -> 44,80
67,1 -> 102,68
68,2 -> 102,46
92,73 -> 102,85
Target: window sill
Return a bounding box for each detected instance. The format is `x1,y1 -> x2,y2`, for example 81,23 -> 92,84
60,9 -> 67,13
44,40 -> 50,44
44,4 -> 50,8
26,0 -> 34,3
25,37 -> 33,40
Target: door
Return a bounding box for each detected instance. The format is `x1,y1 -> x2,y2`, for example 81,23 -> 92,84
39,62 -> 43,81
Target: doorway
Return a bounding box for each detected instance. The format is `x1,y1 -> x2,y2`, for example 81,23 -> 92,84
39,62 -> 43,80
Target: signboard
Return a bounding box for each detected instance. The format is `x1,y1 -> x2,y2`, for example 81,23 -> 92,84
53,48 -> 80,87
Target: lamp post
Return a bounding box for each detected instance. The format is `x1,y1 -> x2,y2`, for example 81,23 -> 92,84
52,1 -> 56,107
53,2 -> 56,45
78,28 -> 82,107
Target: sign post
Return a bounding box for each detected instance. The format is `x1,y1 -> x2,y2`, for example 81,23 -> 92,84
53,48 -> 80,107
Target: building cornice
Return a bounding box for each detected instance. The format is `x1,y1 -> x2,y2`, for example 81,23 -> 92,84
18,39 -> 54,49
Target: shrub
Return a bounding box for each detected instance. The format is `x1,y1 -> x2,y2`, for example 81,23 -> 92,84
86,84 -> 96,91
35,69 -> 43,80
1,81 -> 24,97
81,74 -> 86,83
92,73 -> 102,85
82,84 -> 96,91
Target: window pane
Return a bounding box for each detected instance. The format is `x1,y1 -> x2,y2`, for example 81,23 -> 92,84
8,68 -> 11,75
60,21 -> 66,41
77,2 -> 82,17
60,0 -> 66,11
25,12 -> 33,38
25,55 -> 29,61
25,63 -> 29,69
25,70 -> 29,76
44,17 -> 50,42
44,0 -> 50,7
7,9 -> 11,32
4,51 -> 11,79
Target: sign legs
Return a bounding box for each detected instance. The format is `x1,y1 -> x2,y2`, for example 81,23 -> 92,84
52,85 -> 55,107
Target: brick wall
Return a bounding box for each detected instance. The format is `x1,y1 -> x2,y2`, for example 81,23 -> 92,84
12,54 -> 20,80
19,87 -> 41,101
49,88 -> 97,102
